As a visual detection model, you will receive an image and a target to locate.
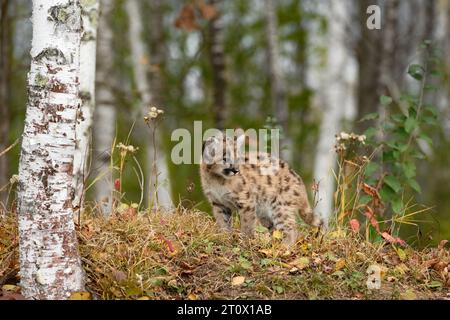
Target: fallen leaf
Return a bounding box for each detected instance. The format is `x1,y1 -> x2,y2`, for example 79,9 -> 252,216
2,284 -> 20,293
137,296 -> 151,300
187,293 -> 198,300
231,276 -> 245,286
328,230 -> 346,239
158,235 -> 178,256
272,230 -> 283,240
68,291 -> 92,300
400,289 -> 417,300
259,249 -> 273,257
292,257 -> 310,270
335,259 -> 346,271
289,267 -> 299,274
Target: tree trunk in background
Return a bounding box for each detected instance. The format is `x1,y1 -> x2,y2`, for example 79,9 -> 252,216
355,0 -> 383,133
208,0 -> 226,130
126,0 -> 173,210
264,0 -> 293,163
17,0 -> 84,299
94,0 -> 116,215
0,0 -> 10,205
73,0 -> 99,209
436,0 -> 450,137
377,0 -> 399,143
313,0 -> 357,223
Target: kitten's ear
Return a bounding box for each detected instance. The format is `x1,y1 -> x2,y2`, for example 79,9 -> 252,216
202,137 -> 219,163
202,136 -> 219,153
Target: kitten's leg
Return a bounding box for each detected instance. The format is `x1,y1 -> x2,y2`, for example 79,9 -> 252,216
239,204 -> 257,237
297,183 -> 325,228
212,202 -> 232,231
272,206 -> 298,246
259,216 -> 274,231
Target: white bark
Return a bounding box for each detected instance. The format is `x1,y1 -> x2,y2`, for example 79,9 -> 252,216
126,0 -> 173,210
17,0 -> 84,299
264,0 -> 293,163
313,1 -> 357,223
93,0 -> 116,215
73,0 -> 99,208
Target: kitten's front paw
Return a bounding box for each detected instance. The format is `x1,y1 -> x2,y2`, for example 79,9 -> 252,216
311,214 -> 328,231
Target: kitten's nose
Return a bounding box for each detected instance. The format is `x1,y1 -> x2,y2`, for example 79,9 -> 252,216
230,168 -> 239,174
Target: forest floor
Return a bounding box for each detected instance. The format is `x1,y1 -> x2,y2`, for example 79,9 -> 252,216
0,207 -> 449,300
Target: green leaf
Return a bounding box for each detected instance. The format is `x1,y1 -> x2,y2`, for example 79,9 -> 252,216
424,106 -> 438,116
273,285 -> 284,294
384,176 -> 402,193
364,127 -> 378,140
380,95 -> 393,106
402,162 -> 416,179
408,64 -> 424,80
408,179 -> 422,193
380,183 -> 396,202
365,162 -> 379,177
423,116 -> 438,126
427,281 -> 443,289
359,195 -> 372,205
360,112 -> 379,122
391,114 -> 406,123
405,117 -> 418,133
392,198 -> 403,214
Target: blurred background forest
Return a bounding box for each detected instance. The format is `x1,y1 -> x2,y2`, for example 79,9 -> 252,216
0,0 -> 449,246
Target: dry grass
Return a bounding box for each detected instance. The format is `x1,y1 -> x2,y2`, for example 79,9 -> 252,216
1,205 -> 449,300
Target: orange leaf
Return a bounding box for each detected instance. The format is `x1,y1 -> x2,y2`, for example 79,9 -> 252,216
349,219 -> 360,233
381,232 -> 396,244
395,237 -> 407,247
174,4 -> 199,31
198,2 -> 218,20
158,235 -> 178,256
364,206 -> 380,232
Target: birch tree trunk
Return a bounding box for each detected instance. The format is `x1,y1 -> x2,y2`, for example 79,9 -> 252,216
17,0 -> 84,299
73,0 -> 99,208
313,0 -> 357,222
264,0 -> 293,163
0,0 -> 10,205
208,0 -> 227,130
125,0 -> 173,210
93,0 -> 116,215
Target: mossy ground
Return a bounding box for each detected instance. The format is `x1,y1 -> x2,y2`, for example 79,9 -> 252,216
0,206 -> 449,300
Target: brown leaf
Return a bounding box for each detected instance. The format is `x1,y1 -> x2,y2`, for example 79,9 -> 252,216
174,4 -> 199,31
198,2 -> 218,20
